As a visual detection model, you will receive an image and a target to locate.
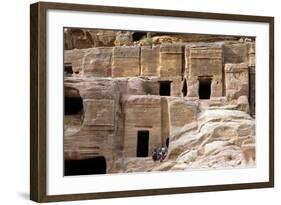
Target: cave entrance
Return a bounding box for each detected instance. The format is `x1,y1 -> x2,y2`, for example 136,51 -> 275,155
159,81 -> 171,96
64,95 -> 83,115
64,156 -> 107,176
132,32 -> 147,41
199,78 -> 212,99
64,63 -> 73,76
137,131 -> 149,157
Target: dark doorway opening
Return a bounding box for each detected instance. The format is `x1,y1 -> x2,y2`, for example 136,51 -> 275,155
166,137 -> 170,148
132,32 -> 147,41
159,81 -> 171,96
199,78 -> 212,99
182,79 -> 187,97
64,64 -> 73,76
64,96 -> 83,115
137,131 -> 149,157
64,156 -> 106,176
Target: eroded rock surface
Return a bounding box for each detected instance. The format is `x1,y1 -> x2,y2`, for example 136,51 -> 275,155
63,29 -> 256,174
155,109 -> 255,171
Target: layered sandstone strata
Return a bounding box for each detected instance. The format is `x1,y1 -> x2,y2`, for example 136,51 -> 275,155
63,30 -> 256,174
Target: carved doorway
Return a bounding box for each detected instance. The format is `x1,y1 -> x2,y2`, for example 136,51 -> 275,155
199,78 -> 212,99
136,131 -> 149,157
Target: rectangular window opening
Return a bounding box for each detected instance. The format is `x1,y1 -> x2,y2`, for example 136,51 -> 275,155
159,81 -> 171,96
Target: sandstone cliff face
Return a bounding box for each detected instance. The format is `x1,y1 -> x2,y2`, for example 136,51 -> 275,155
63,28 -> 256,175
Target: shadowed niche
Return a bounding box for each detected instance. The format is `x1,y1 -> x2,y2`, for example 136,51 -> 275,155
182,78 -> 187,97
199,78 -> 211,99
64,156 -> 107,176
64,87 -> 83,115
132,32 -> 147,41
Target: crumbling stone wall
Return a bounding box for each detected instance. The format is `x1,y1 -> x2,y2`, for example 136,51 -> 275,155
64,49 -> 89,75
124,96 -> 162,157
82,47 -> 113,77
64,32 -> 256,173
159,44 -> 183,77
112,46 -> 140,77
225,63 -> 249,101
186,46 -> 223,98
63,79 -> 122,172
141,46 -> 160,76
223,43 -> 248,64
168,99 -> 197,136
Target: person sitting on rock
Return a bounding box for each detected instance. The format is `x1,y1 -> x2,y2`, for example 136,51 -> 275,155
159,147 -> 167,162
152,147 -> 158,162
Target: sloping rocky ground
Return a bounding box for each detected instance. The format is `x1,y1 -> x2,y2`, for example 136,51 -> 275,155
112,108 -> 255,173
154,109 -> 255,171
